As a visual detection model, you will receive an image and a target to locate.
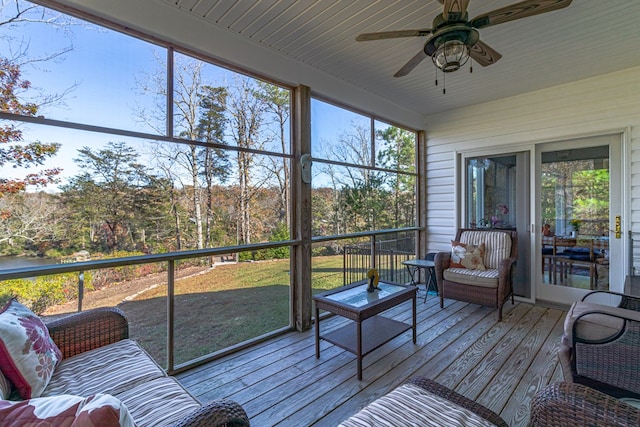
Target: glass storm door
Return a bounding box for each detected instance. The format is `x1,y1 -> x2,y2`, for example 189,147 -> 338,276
536,135 -> 623,304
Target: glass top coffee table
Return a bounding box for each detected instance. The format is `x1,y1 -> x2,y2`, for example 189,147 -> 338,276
313,282 -> 417,380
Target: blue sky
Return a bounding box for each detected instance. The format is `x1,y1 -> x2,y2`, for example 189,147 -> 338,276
2,1 -> 398,192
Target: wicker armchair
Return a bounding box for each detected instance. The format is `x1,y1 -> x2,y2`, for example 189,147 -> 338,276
44,308 -> 250,427
529,382 -> 640,426
559,290 -> 640,399
434,228 -> 517,321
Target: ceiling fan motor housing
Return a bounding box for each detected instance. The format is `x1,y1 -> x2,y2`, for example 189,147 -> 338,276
424,25 -> 480,56
355,0 -> 574,77
425,25 -> 479,72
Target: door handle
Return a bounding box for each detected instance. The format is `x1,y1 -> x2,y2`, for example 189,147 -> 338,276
610,215 -> 621,239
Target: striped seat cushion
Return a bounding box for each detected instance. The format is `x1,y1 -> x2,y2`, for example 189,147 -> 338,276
42,339 -> 165,398
460,231 -> 511,269
444,268 -> 500,288
114,376 -> 201,426
338,383 -> 498,427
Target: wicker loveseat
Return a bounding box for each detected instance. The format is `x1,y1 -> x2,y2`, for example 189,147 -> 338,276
0,304 -> 249,426
435,228 -> 517,321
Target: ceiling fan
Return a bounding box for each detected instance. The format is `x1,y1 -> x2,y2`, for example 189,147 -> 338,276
356,0 -> 573,77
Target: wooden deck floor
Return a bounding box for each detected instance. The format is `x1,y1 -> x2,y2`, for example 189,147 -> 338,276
176,295 -> 566,427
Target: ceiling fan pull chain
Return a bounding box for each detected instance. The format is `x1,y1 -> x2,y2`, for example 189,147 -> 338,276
443,71 -> 446,94
434,68 -> 446,94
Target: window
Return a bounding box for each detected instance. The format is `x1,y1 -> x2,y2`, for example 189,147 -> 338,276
310,98 -> 418,290
0,0 -> 293,368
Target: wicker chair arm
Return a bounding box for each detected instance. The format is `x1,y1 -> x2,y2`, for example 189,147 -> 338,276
498,257 -> 517,275
434,252 -> 451,276
497,257 -> 517,301
529,382 -> 640,427
570,306 -> 640,398
434,252 -> 451,294
498,257 -> 517,283
406,377 -> 508,427
582,290 -> 640,311
45,307 -> 129,359
171,399 -> 250,427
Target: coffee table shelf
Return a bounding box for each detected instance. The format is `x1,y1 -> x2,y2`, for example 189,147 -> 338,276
321,315 -> 412,355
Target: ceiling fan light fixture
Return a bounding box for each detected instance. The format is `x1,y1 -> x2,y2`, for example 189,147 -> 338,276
432,39 -> 469,73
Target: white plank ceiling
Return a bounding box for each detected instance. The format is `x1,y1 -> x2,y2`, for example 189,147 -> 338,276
63,0 -> 640,119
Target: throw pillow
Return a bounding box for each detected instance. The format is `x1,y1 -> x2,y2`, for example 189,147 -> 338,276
450,241 -> 486,270
0,393 -> 136,427
0,370 -> 11,400
0,299 -> 63,399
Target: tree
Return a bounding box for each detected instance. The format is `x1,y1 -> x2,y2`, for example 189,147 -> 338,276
1,1 -> 74,65
257,83 -> 290,226
540,158 -> 610,236
197,85 -> 230,247
318,122 -> 379,232
228,77 -> 266,245
0,0 -> 76,235
0,57 -> 61,196
138,55 -> 230,250
0,191 -> 61,253
62,142 -> 159,252
376,126 -> 416,228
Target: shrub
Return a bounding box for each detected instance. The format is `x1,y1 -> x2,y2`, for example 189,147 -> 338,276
252,222 -> 290,261
0,271 -> 89,314
91,251 -> 164,288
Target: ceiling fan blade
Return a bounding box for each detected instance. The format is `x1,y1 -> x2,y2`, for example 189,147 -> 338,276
470,0 -> 572,29
394,50 -> 428,78
442,0 -> 470,20
356,29 -> 432,42
469,40 -> 502,66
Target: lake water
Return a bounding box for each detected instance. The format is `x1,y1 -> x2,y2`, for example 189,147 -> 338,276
0,256 -> 57,270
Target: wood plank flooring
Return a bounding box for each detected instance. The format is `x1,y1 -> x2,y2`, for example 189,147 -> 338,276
176,295 -> 566,427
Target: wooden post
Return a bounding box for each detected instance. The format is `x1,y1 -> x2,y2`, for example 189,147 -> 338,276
417,130 -> 428,281
292,85 -> 312,331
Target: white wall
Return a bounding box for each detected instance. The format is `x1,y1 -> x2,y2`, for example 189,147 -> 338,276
424,66 -> 640,274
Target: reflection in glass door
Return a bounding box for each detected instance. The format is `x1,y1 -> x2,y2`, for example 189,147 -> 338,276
466,153 -> 530,298
540,146 -> 610,291
467,156 -> 517,230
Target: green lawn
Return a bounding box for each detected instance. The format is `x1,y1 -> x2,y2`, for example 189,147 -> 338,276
120,255 -> 346,366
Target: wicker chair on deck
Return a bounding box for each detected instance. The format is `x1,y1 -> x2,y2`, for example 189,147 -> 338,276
558,290 -> 640,399
529,382 -> 640,426
434,228 -> 517,321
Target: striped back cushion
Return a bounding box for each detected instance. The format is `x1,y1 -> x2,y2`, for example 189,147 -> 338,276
460,231 -> 512,269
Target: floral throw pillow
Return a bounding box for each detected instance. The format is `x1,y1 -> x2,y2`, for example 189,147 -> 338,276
0,370 -> 11,400
0,393 -> 136,427
0,299 -> 63,399
450,241 -> 486,270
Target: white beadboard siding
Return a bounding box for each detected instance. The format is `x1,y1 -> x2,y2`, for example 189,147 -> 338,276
424,65 -> 640,271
